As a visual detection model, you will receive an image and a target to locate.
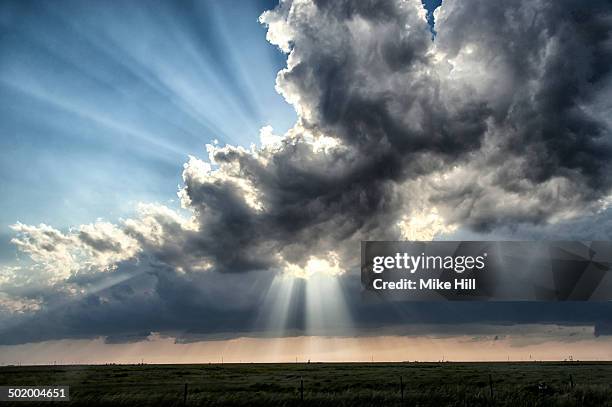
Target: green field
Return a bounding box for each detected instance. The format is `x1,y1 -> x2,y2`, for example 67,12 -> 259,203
1,362 -> 611,406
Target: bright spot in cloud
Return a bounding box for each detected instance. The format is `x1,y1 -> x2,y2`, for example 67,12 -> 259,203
398,207 -> 457,241
282,252 -> 343,279
259,125 -> 284,147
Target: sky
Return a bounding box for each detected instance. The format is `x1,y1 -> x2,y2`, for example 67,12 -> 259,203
0,0 -> 295,263
1,0 -> 612,363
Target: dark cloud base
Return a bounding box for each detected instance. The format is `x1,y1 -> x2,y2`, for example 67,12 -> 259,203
2,270 -> 612,345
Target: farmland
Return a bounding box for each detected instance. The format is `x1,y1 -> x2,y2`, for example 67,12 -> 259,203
1,362 -> 611,406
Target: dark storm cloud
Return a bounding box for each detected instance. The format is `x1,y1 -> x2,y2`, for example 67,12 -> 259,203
171,0 -> 612,270
104,332 -> 152,344
401,0 -> 610,228
2,269 -> 612,345
277,0 -> 488,156
179,142 -> 405,273
2,0 -> 612,345
436,0 -> 612,190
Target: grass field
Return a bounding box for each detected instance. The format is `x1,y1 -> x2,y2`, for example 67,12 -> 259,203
1,362 -> 612,406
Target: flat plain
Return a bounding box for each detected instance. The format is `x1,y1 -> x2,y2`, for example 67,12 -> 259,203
1,362 -> 611,406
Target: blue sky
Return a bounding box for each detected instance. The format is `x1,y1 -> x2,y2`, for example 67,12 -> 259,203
0,0 -> 297,262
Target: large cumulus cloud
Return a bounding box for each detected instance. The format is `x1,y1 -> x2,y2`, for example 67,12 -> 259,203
1,0 -> 612,344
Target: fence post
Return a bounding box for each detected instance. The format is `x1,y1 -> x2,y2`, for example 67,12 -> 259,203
183,383 -> 188,405
488,374 -> 493,398
400,375 -> 404,403
569,374 -> 574,389
300,377 -> 304,402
